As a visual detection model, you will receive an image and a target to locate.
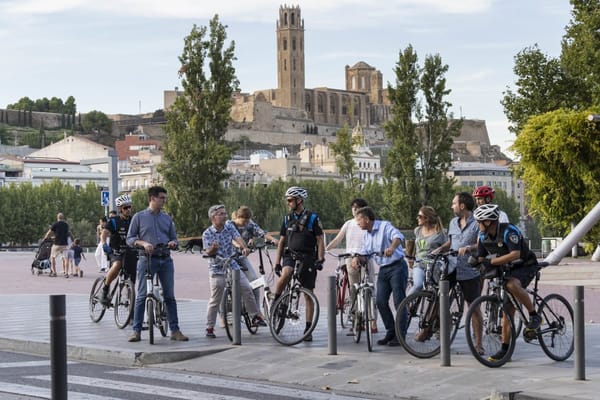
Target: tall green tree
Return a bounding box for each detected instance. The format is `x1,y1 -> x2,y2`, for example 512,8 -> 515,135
81,110 -> 112,133
158,15 -> 239,235
501,45 -> 579,135
383,45 -> 460,228
512,108 -> 600,238
329,125 -> 359,187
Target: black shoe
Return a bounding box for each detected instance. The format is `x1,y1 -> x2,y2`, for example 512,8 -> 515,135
527,314 -> 542,330
99,287 -> 110,306
252,315 -> 267,327
377,336 -> 393,345
303,333 -> 313,342
387,338 -> 400,347
488,347 -> 508,362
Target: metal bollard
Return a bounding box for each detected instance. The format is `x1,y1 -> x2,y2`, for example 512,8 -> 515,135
574,286 -> 585,380
50,294 -> 67,400
232,269 -> 242,345
328,275 -> 337,355
439,280 -> 451,366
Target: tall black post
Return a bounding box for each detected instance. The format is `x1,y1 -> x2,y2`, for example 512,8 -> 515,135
50,295 -> 67,400
574,286 -> 585,381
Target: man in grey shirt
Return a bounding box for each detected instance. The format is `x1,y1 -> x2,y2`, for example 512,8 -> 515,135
126,186 -> 188,343
433,192 -> 483,352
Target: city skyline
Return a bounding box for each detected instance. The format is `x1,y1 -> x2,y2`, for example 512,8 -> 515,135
1,0 -> 572,155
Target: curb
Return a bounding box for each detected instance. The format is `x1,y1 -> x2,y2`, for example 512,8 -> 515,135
0,337 -> 232,366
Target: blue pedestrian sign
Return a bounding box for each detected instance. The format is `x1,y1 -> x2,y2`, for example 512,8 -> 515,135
101,190 -> 110,206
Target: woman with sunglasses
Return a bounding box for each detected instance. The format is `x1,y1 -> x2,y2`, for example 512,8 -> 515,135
408,206 -> 447,295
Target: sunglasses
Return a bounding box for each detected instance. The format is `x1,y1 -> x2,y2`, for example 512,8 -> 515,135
286,198 -> 296,203
122,206 -> 132,210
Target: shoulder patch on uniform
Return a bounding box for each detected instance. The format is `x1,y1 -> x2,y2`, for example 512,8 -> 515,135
508,233 -> 519,244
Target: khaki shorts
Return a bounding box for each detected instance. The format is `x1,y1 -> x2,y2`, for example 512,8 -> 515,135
50,245 -> 67,261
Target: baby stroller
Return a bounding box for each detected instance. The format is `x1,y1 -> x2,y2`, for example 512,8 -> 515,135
31,238 -> 53,275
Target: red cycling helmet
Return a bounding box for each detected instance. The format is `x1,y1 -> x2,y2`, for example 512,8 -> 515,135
473,185 -> 495,199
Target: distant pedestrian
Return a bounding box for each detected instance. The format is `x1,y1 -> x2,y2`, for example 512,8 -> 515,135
43,213 -> 70,278
66,234 -> 75,277
72,238 -> 86,277
95,216 -> 108,272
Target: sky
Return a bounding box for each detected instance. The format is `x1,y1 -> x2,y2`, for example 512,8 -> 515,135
0,0 -> 572,155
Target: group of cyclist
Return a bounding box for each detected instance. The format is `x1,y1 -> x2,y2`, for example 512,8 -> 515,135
93,183 -> 542,360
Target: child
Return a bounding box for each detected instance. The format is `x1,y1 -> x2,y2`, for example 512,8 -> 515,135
72,238 -> 86,277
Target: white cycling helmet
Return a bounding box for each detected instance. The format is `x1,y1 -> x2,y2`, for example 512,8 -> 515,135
473,203 -> 500,221
285,186 -> 308,199
115,194 -> 132,207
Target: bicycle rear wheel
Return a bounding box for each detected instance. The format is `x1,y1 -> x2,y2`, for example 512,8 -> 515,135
364,289 -> 373,352
114,278 -> 134,329
449,285 -> 464,343
157,301 -> 168,337
221,288 -> 234,342
396,291 -> 440,358
269,287 -> 319,346
89,277 -> 107,322
465,295 -> 515,368
338,275 -> 351,329
538,293 -> 574,361
146,299 -> 155,345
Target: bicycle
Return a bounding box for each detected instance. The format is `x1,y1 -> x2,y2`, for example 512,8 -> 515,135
250,238 -> 277,321
327,251 -> 352,329
269,249 -> 320,346
142,245 -> 170,345
464,260 -> 574,367
394,250 -> 465,358
348,252 -> 378,352
204,248 -> 261,342
89,255 -> 135,329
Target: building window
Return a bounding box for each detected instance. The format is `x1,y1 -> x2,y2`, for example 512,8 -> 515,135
291,12 -> 295,25
292,38 -> 296,51
284,59 -> 287,71
293,58 -> 296,71
318,94 -> 324,113
284,13 -> 288,25
283,38 -> 287,50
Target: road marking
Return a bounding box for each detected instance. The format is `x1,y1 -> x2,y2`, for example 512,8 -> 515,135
114,369 -> 366,400
0,382 -> 114,400
27,375 -> 254,400
0,360 -> 77,368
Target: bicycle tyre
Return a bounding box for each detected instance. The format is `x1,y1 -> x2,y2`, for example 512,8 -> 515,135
269,287 -> 319,346
465,295 -> 516,368
221,288 -> 234,342
538,293 -> 574,361
147,299 -> 155,345
114,278 -> 134,329
158,301 -> 168,337
396,291 -> 441,359
364,289 -> 373,352
338,275 -> 351,328
89,277 -> 107,322
352,293 -> 362,344
449,285 -> 464,343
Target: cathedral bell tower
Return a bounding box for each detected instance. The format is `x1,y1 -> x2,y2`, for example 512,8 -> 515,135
276,5 -> 305,109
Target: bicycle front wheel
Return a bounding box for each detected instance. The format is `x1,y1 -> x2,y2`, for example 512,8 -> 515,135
269,287 -> 319,346
396,291 -> 440,358
114,278 -> 134,329
465,295 -> 515,368
146,298 -> 155,345
538,293 -> 574,361
89,277 -> 107,322
352,293 -> 362,344
364,289 -> 373,352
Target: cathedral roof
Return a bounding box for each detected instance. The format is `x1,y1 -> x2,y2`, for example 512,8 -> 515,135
349,61 -> 373,70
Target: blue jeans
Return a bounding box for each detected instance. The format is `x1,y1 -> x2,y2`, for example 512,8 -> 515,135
132,255 -> 180,334
376,259 -> 408,339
